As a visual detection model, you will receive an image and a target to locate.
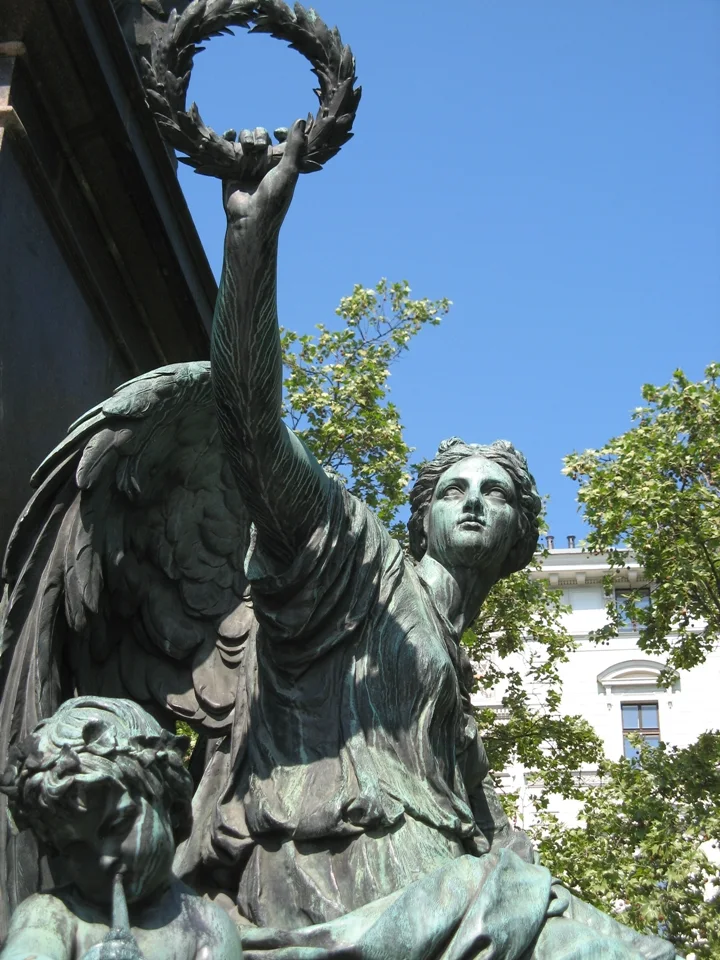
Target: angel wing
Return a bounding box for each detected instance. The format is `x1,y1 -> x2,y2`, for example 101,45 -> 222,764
0,361 -> 256,929
0,360 -> 254,755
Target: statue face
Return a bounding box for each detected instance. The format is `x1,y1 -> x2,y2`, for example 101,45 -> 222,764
51,778 -> 175,906
423,456 -> 519,572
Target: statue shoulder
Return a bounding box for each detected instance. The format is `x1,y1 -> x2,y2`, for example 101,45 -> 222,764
9,890 -> 74,922
3,891 -> 77,955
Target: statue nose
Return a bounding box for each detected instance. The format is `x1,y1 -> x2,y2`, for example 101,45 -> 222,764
99,854 -> 120,873
465,490 -> 484,514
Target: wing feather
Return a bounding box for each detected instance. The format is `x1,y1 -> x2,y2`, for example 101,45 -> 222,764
1,361 -> 253,740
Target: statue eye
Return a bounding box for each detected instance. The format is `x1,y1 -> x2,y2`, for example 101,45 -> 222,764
102,810 -> 135,837
441,484 -> 463,499
487,487 -> 508,501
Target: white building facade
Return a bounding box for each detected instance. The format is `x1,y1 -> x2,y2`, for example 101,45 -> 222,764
475,547 -> 720,826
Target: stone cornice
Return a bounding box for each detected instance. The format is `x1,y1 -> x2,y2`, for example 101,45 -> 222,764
531,549 -> 646,589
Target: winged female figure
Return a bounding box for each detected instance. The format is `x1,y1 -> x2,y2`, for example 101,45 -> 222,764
0,122 -> 679,958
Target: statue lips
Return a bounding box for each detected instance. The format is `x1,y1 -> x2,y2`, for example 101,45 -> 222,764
457,515 -> 486,531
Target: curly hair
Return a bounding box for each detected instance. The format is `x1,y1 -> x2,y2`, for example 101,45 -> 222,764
408,438 -> 541,579
0,697 -> 193,848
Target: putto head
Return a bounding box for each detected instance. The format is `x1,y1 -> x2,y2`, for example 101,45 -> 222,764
0,696 -> 193,849
407,438 -> 542,578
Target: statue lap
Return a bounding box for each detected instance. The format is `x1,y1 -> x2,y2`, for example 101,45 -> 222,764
236,850 -> 677,959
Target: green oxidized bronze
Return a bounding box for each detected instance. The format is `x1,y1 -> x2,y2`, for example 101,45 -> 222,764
0,2 -> 681,957
0,698 -> 241,959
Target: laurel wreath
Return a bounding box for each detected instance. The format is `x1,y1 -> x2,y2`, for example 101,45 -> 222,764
141,0 -> 361,180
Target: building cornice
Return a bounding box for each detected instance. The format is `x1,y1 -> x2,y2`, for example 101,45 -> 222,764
531,549 -> 645,589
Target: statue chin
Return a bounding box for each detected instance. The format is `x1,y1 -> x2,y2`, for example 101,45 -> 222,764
429,533 -> 510,577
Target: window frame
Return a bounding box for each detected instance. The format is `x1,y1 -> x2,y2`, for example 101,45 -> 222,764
621,700 -> 660,761
614,587 -> 651,633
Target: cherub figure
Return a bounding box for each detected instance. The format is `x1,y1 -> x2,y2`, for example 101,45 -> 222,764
0,697 -> 242,960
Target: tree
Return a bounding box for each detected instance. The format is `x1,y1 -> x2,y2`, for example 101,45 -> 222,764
564,364 -> 720,680
555,366 -> 720,953
282,279 -> 449,533
532,735 -> 720,958
465,562 -> 603,808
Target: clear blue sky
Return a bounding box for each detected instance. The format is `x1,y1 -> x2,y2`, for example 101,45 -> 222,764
178,0 -> 720,541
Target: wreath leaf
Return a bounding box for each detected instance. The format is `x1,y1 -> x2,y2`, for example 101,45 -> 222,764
142,0 -> 361,181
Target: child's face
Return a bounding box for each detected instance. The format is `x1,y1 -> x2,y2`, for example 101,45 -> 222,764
51,778 -> 175,907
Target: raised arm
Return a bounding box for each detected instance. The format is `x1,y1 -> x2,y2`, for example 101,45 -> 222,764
211,120 -> 331,568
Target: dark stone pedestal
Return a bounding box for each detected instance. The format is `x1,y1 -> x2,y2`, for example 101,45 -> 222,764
0,0 -> 214,555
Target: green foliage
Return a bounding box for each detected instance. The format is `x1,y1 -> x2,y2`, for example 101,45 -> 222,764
465,554 -> 604,806
532,735 -> 720,957
281,279 -> 450,528
557,366 -> 720,951
175,719 -> 198,762
564,364 -> 720,681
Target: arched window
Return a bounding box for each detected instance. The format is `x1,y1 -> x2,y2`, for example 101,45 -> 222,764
596,660 -> 668,761
596,659 -> 666,693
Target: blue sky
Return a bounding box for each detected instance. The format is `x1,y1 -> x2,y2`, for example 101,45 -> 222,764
178,0 -> 720,541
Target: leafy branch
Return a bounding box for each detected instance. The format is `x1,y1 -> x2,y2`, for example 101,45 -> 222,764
564,363 -> 720,676
281,279 -> 450,526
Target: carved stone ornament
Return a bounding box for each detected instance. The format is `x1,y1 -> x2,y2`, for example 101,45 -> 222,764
141,0 -> 361,180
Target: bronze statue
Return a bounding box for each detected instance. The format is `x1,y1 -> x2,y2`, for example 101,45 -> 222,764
0,2 -> 681,956
0,697 -> 242,959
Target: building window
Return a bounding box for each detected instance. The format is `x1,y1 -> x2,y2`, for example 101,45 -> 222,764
621,702 -> 660,761
615,588 -> 650,633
